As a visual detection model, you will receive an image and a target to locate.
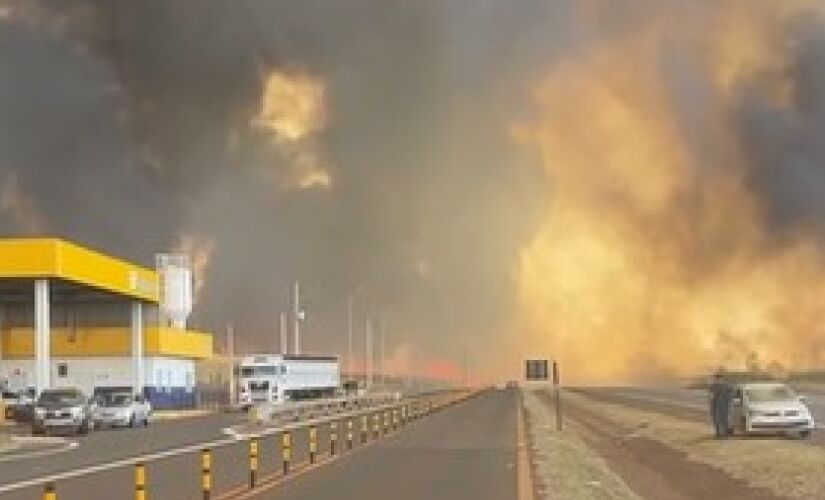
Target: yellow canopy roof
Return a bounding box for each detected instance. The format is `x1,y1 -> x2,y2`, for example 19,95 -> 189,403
0,238 -> 159,302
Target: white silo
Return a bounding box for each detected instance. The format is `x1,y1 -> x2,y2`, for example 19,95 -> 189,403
156,254 -> 193,329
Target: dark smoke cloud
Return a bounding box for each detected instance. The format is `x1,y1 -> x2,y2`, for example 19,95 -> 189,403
5,0 -> 825,381
734,15 -> 825,238
0,0 -> 560,374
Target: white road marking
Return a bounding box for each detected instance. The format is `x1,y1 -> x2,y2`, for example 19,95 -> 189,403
0,440 -> 78,464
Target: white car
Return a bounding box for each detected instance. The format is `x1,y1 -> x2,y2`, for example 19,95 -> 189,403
93,393 -> 152,429
730,382 -> 814,438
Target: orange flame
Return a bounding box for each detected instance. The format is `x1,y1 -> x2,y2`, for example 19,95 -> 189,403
514,1 -> 825,383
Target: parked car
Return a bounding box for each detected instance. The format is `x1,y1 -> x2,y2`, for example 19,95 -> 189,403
92,392 -> 151,429
1,390 -> 19,420
32,388 -> 95,436
729,382 -> 815,438
2,388 -> 35,422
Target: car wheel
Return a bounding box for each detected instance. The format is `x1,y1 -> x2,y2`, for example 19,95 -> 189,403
799,429 -> 812,439
78,420 -> 90,435
31,425 -> 42,436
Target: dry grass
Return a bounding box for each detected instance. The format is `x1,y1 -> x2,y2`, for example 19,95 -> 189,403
524,390 -> 641,500
566,391 -> 825,500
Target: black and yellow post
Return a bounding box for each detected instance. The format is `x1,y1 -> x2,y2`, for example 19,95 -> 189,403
383,410 -> 389,435
282,431 -> 292,475
134,463 -> 147,500
201,449 -> 212,500
309,425 -> 318,464
330,421 -> 338,456
372,413 -> 380,439
392,409 -> 398,430
347,418 -> 354,450
361,415 -> 368,444
248,438 -> 259,489
42,483 -> 56,500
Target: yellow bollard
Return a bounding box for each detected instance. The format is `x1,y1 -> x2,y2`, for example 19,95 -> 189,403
249,438 -> 259,488
201,449 -> 212,500
309,425 -> 318,464
42,483 -> 56,500
361,415 -> 368,444
347,419 -> 354,450
330,421 -> 338,456
282,431 -> 292,475
383,411 -> 389,434
392,409 -> 398,430
372,413 -> 380,439
134,463 -> 147,500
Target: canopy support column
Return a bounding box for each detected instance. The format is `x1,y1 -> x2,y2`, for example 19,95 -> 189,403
132,301 -> 144,397
34,279 -> 50,395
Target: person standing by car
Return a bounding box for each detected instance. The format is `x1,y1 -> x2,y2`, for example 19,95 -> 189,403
709,372 -> 733,438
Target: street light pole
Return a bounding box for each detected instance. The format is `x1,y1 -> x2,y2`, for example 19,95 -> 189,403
279,312 -> 287,355
227,324 -> 235,407
365,317 -> 373,391
347,295 -> 354,381
293,281 -> 301,355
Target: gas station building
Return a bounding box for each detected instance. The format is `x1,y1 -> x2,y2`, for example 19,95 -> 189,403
0,238 -> 212,408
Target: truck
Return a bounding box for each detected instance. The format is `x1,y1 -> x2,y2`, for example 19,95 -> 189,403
236,354 -> 340,409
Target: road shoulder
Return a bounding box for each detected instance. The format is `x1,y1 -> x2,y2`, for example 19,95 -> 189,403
523,389 -> 640,500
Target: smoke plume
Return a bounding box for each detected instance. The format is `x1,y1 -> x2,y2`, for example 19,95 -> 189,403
515,0 -> 825,382
4,0 -> 825,383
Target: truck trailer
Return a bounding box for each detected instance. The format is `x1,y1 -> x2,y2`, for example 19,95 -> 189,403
236,354 -> 340,408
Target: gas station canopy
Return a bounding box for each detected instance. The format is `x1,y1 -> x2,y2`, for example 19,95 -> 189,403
0,238 -> 211,396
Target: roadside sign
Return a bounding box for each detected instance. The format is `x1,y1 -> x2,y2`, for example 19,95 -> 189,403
525,359 -> 549,381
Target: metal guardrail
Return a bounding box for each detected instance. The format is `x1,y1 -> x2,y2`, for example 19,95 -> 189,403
33,389 -> 479,500
245,392 -> 402,425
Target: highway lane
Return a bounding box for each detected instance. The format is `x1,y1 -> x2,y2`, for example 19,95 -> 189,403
0,412 -> 245,489
245,388 -> 518,500
0,399 -> 441,500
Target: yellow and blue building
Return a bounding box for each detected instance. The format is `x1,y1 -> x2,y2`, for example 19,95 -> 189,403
0,238 -> 213,408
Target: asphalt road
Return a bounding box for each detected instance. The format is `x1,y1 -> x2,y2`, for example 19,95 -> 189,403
245,388 -> 518,500
0,395 -> 465,500
0,411 -> 245,500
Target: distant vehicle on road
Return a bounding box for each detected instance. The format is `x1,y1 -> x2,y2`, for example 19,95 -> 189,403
93,392 -> 152,429
237,354 -> 340,409
32,388 -> 94,436
729,382 -> 814,438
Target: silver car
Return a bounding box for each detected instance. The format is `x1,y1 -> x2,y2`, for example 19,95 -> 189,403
93,393 -> 152,429
730,382 -> 815,438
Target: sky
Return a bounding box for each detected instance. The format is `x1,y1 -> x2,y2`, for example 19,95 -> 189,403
2,1 -> 825,384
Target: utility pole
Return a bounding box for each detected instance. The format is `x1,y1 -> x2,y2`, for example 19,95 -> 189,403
293,281 -> 301,355
347,295 -> 354,381
463,344 -> 469,388
227,324 -> 235,407
279,312 -> 287,355
365,317 -> 373,391
379,322 -> 385,390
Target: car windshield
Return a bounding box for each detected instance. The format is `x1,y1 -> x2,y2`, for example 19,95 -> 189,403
102,394 -> 132,407
746,385 -> 797,403
38,391 -> 83,406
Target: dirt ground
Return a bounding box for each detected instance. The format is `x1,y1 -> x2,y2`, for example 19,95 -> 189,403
534,391 -> 791,500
